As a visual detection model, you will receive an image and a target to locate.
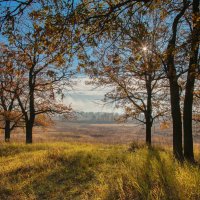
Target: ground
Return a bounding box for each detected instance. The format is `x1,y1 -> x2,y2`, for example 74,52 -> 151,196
0,142 -> 200,200
2,121 -> 200,145
1,121 -> 200,199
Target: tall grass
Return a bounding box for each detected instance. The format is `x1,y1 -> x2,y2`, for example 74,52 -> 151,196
0,142 -> 200,200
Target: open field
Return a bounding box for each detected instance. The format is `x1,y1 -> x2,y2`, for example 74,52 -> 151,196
1,124 -> 200,199
0,142 -> 200,200
1,121 -> 200,146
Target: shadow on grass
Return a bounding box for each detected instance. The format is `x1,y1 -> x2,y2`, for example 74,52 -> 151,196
0,151 -> 103,200
140,147 -> 179,200
1,144 -> 200,200
0,144 -> 47,157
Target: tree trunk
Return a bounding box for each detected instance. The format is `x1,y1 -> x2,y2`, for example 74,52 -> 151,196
145,75 -> 152,146
169,78 -> 183,160
165,0 -> 189,161
146,115 -> 152,146
183,78 -> 195,161
26,121 -> 33,144
5,120 -> 11,142
25,68 -> 35,144
183,0 -> 199,162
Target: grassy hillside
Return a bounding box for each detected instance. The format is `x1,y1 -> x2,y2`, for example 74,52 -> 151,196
0,142 -> 200,200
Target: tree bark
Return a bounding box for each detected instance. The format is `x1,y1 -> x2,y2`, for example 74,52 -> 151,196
25,67 -> 35,144
183,78 -> 195,161
145,114 -> 152,146
26,121 -> 33,144
183,0 -> 199,161
165,1 -> 189,161
5,120 -> 11,142
169,77 -> 183,160
145,75 -> 152,146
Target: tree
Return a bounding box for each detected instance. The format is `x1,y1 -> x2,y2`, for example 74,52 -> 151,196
0,44 -> 24,142
183,0 -> 200,161
1,0 -> 198,160
83,14 -> 169,146
76,0 -> 199,161
5,13 -> 74,143
154,0 -> 199,161
192,80 -> 200,126
161,0 -> 190,160
0,0 -> 34,30
0,0 -> 77,31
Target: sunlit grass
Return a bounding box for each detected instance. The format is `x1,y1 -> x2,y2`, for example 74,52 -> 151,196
0,142 -> 200,200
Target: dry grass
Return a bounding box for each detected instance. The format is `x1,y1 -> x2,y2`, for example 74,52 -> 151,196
0,121 -> 179,145
0,142 -> 200,200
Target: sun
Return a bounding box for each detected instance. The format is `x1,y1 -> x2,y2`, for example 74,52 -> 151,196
142,46 -> 148,51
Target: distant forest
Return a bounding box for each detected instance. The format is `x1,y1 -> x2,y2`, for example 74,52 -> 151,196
59,112 -> 121,123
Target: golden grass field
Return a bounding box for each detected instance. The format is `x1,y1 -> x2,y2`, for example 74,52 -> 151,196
0,121 -> 200,199
0,142 -> 200,200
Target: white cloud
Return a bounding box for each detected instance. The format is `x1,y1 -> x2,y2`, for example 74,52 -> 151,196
63,77 -> 117,112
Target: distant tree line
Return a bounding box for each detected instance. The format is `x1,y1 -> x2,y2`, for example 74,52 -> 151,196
73,112 -> 120,122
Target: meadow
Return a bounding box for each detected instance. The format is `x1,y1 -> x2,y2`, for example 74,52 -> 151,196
1,142 -> 200,200
0,121 -> 179,145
